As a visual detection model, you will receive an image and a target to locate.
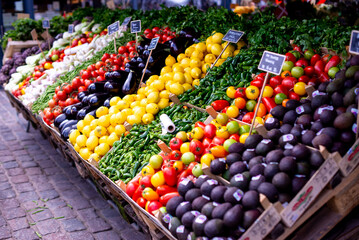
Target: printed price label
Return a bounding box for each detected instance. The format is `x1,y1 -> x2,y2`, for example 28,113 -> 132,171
68,24 -> 74,34
258,50 -> 286,75
31,29 -> 38,40
338,138 -> 359,176
131,20 -> 141,33
42,19 -> 50,29
108,21 -> 120,36
222,29 -> 244,43
122,16 -> 132,26
281,157 -> 339,227
349,30 -> 359,55
240,205 -> 281,240
148,37 -> 160,50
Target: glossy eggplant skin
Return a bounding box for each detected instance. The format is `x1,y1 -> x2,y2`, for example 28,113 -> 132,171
54,113 -> 67,128
87,82 -> 106,93
76,105 -> 95,120
77,91 -> 88,101
122,71 -> 138,95
104,81 -> 122,94
87,93 -> 110,107
59,119 -> 78,132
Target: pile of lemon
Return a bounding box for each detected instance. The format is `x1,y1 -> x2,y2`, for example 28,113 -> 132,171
69,32 -> 245,161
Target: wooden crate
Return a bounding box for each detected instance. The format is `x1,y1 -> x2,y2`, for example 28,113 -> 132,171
3,39 -> 42,64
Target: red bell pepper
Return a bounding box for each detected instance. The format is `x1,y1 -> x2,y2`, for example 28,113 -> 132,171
262,97 -> 277,112
156,185 -> 178,196
310,54 -> 321,66
159,192 -> 180,206
211,100 -> 229,111
314,60 -> 325,75
324,55 -> 341,73
163,167 -> 177,186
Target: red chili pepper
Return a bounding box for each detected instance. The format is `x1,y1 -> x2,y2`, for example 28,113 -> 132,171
234,87 -> 246,98
159,192 -> 180,206
314,60 -> 325,75
318,72 -> 330,83
211,100 -> 229,111
156,185 -> 178,196
262,97 -> 277,112
324,55 -> 341,73
195,121 -> 206,130
310,54 -> 321,66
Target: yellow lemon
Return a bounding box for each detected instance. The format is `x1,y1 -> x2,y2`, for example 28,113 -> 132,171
136,94 -> 146,101
76,135 -> 88,148
184,73 -> 193,84
83,115 -> 95,126
116,100 -> 129,110
180,58 -> 191,68
127,114 -> 141,125
69,130 -> 80,145
133,106 -> 146,117
142,113 -> 154,124
146,103 -> 159,115
204,54 -> 216,63
169,83 -> 185,95
191,50 -> 204,60
172,65 -> 184,73
98,115 -> 110,128
234,50 -> 240,56
160,90 -> 170,99
130,101 -> 141,109
74,143 -> 80,152
212,32 -> 224,44
89,130 -> 96,137
173,72 -> 186,84
185,46 -> 195,57
110,96 -> 121,106
202,63 -> 211,73
151,80 -> 165,91
147,91 -> 160,103
192,79 -> 200,87
163,72 -> 174,82
96,106 -> 109,118
99,136 -> 108,144
195,42 -> 207,53
158,98 -> 170,109
180,142 -> 190,153
160,66 -> 172,75
206,43 -> 213,53
114,112 -> 127,126
89,153 -> 100,162
165,55 -> 176,66
148,75 -> 159,82
184,67 -> 191,74
107,132 -> 119,147
183,83 -> 192,91
82,125 -> 92,137
95,143 -> 110,156
177,53 -> 186,62
77,120 -> 85,132
94,126 -> 107,138
107,125 -> 115,134
86,135 -> 99,150
165,81 -> 173,91
90,119 -> 99,130
108,106 -> 119,115
137,87 -> 145,95
140,98 -> 148,107
189,58 -> 202,68
222,49 -> 233,59
115,125 -> 126,136
206,36 -> 213,45
190,67 -> 202,79
123,95 -> 135,103
211,44 -> 223,56
215,59 -> 226,67
121,108 -> 133,116
79,148 -> 92,160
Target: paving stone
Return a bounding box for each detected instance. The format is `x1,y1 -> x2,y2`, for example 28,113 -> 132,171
16,155 -> 33,162
95,230 -> 121,240
28,175 -> 48,183
61,218 -> 86,232
17,191 -> 39,202
0,189 -> 16,199
45,198 -> 67,210
90,197 -> 110,210
0,174 -> 7,182
66,197 -> 91,210
33,154 -> 48,161
20,161 -> 39,168
0,198 -> 20,209
36,219 -> 60,235
101,207 -> 121,219
13,228 -> 39,240
37,160 -> 56,169
52,207 -> 76,220
25,167 -> 42,175
34,182 -> 54,191
42,233 -> 69,240
48,174 -> 69,183
30,209 -> 53,222
2,161 -> 19,169
0,226 -> 11,239
43,167 -> 61,176
38,190 -> 59,200
77,208 -> 98,221
7,167 -> 24,176
0,156 -> 15,163
10,175 -> 29,183
8,217 -> 29,231
0,216 -> 6,227
0,182 -> 11,191
67,231 -> 94,240
13,150 -> 28,156
15,182 -> 35,193
54,182 -> 73,191
106,216 -> 131,231
86,217 -> 111,233
121,228 -> 150,240
3,207 -> 26,220
22,201 -> 41,211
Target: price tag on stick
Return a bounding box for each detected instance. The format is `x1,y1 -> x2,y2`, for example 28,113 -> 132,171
42,19 -> 51,50
31,29 -> 44,57
122,17 -> 132,26
108,21 -> 120,53
249,51 -> 285,135
68,24 -> 74,34
131,20 -> 141,50
206,29 -> 244,76
138,37 -> 159,89
349,30 -> 359,55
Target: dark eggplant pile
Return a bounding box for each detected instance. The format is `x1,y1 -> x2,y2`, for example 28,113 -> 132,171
54,70 -> 139,140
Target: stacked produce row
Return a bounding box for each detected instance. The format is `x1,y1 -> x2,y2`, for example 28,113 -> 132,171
2,4 -> 359,240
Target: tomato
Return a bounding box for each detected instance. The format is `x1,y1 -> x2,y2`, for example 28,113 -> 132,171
142,187 -> 159,201
101,53 -> 110,62
151,171 -> 165,188
212,136 -> 225,146
146,201 -> 163,215
56,91 -> 67,101
282,77 -> 297,89
269,76 -> 282,88
78,86 -> 87,92
246,100 -> 257,112
250,80 -> 263,88
202,137 -> 212,148
190,127 -> 204,140
254,103 -> 267,118
137,197 -> 147,208
234,97 -> 246,110
204,124 -> 216,139
189,140 -> 204,155
216,127 -> 230,139
229,134 -> 240,142
293,82 -> 306,96
87,64 -> 95,72
168,138 -> 182,151
173,161 -> 184,172
53,107 -> 62,118
263,86 -> 274,98
152,27 -> 160,33
45,110 -> 54,120
65,98 -> 75,106
58,100 -> 66,108
295,59 -> 309,69
81,70 -> 90,80
210,145 -> 227,158
195,121 -> 206,130
72,78 -> 82,89
105,58 -> 114,66
63,84 -> 73,94
245,86 -> 259,100
95,61 -> 104,70
310,54 -> 321,66
274,93 -> 288,105
211,100 -> 229,111
242,112 -> 254,123
123,57 -> 131,64
113,58 -> 122,66
159,192 -> 180,206
281,70 -> 292,78
169,150 -> 181,160
126,181 -> 139,197
298,75 -> 310,83
304,50 -> 315,60
141,165 -> 155,176
84,79 -> 93,88
234,87 -> 246,98
145,33 -> 154,39
144,28 -> 152,35
96,75 -> 105,82
48,99 -> 57,108
289,91 -> 300,100
285,52 -> 297,63
140,175 -> 153,189
274,85 -> 289,96
163,167 -> 177,186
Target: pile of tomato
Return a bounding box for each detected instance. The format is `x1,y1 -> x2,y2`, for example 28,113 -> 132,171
70,30 -> 107,48
143,27 -> 177,44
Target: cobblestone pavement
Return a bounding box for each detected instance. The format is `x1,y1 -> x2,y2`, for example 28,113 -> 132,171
0,90 -> 148,240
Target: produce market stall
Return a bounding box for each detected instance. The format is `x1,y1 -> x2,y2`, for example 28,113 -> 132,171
1,3 -> 359,240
